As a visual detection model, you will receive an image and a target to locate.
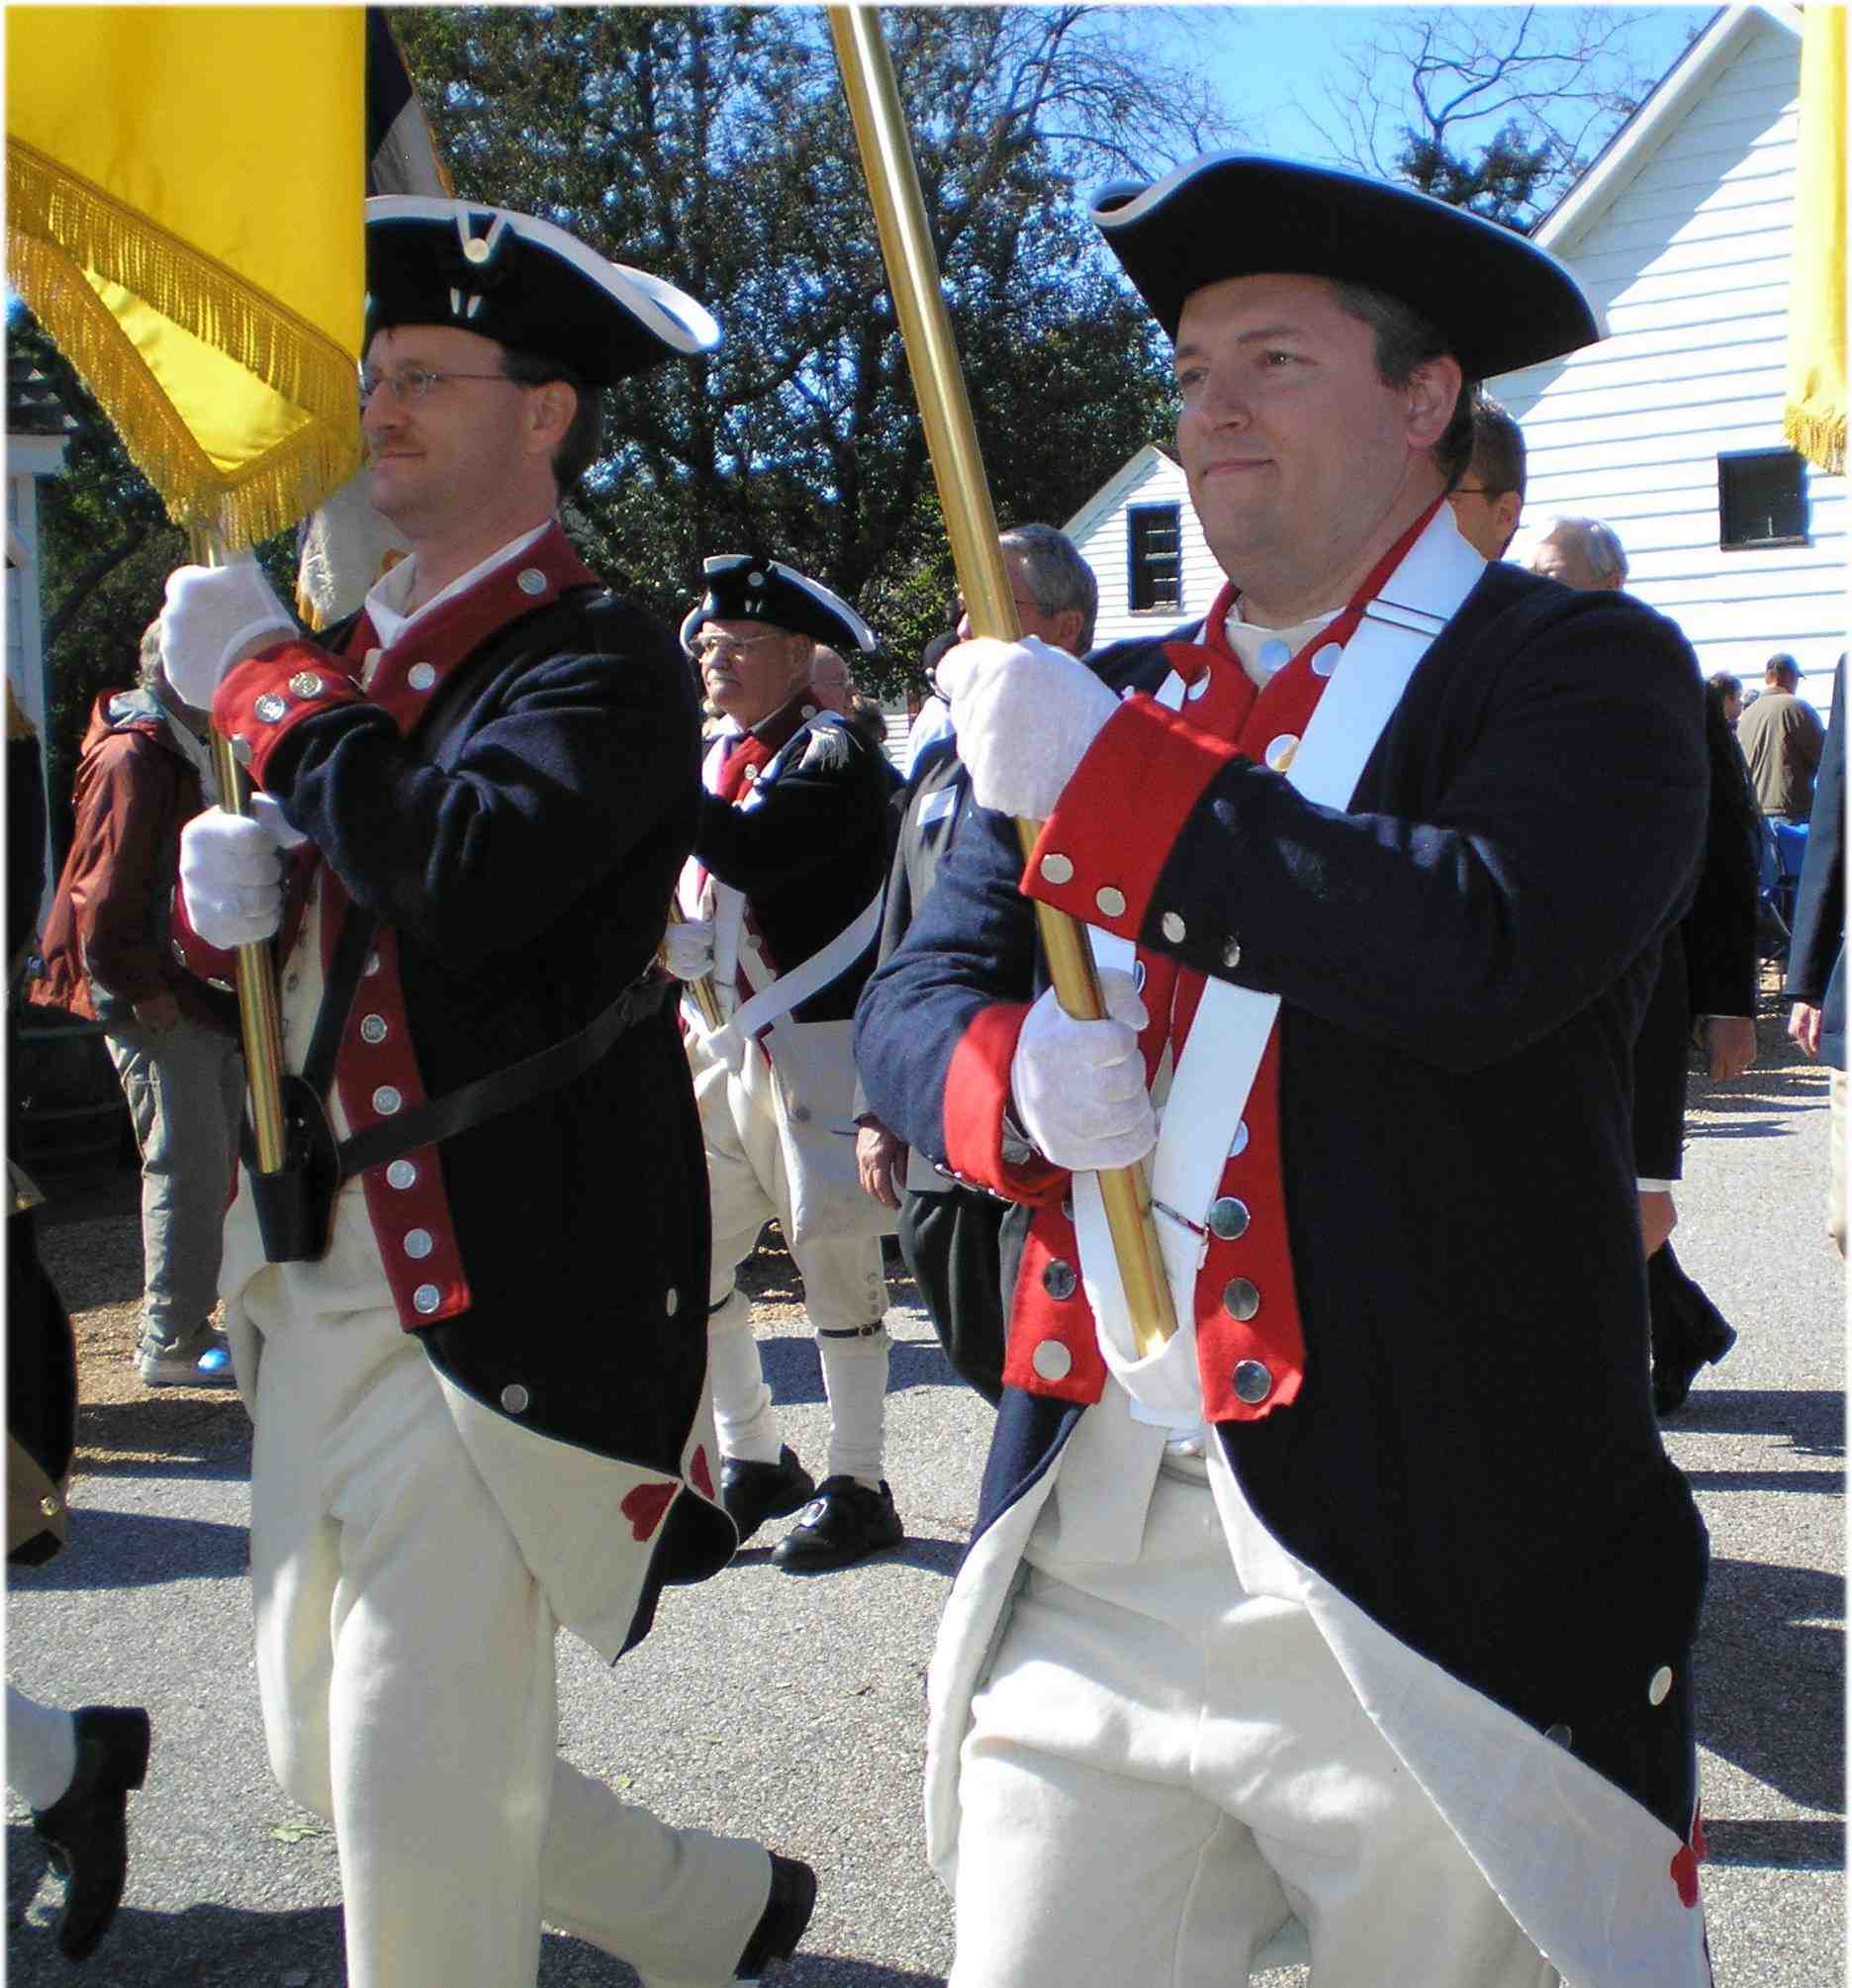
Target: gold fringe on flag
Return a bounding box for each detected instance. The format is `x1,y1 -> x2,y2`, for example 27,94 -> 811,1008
8,138 -> 362,549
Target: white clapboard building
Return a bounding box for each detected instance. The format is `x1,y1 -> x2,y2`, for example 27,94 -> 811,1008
1068,3 -> 1841,711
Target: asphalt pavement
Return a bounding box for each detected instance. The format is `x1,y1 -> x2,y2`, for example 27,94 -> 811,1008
6,1000 -> 1843,1986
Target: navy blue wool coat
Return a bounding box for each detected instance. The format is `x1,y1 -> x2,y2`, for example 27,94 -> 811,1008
856,560 -> 1712,1837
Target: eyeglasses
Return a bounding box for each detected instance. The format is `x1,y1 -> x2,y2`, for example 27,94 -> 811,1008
694,630 -> 785,663
358,364 -> 516,408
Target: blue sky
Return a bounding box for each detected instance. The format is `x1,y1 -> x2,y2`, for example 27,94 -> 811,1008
1142,5 -> 1716,169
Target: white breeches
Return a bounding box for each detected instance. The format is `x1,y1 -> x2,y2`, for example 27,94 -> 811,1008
690,1036 -> 889,1481
950,1464 -> 1560,1988
239,1185 -> 769,1988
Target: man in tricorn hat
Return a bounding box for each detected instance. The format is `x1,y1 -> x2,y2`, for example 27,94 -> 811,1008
664,556 -> 903,1572
161,198 -> 813,1988
663,556 -> 905,1566
856,154 -> 1713,1985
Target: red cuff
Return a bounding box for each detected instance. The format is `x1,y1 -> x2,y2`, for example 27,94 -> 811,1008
1025,696 -> 1238,942
942,1001 -> 1067,1205
214,640 -> 364,787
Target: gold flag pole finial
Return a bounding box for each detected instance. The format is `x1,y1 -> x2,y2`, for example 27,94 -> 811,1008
828,5 -> 1176,1355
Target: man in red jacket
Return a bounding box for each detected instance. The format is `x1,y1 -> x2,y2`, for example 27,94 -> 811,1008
30,623 -> 243,1386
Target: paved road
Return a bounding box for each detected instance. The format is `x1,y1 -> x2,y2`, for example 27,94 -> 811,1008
7,1003 -> 1842,1986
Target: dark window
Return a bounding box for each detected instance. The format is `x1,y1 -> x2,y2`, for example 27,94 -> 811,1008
1718,449 -> 1809,550
1129,503 -> 1182,613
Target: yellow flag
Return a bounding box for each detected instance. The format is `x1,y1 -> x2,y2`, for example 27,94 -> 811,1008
7,6 -> 367,546
1786,5 -> 1846,475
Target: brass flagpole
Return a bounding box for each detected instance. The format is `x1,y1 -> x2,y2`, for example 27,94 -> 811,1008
188,525 -> 289,1174
827,5 -> 1176,1354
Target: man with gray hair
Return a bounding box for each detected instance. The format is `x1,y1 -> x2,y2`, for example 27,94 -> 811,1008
858,522 -> 1095,1400
901,523 -> 1098,775
1529,513 -> 1628,591
1736,650 -> 1825,824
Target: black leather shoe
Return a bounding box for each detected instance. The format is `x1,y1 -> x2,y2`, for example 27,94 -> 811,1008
721,1447 -> 816,1545
771,1476 -> 903,1572
31,1704 -> 150,1961
734,1851 -> 817,1978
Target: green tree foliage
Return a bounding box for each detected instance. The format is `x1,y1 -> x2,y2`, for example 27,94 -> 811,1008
392,5 -> 1226,688
1310,7 -> 1657,235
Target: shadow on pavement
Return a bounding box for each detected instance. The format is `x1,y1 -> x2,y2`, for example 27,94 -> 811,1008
5,1840 -> 347,1986
1696,1555 -> 1844,1815
1700,1816 -> 1844,1871
7,1506 -> 248,1588
1663,1387 -> 1843,1460
761,1335 -> 970,1410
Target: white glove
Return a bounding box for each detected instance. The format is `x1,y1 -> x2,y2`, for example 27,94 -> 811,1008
662,917 -> 715,982
159,552 -> 298,710
939,635 -> 1121,820
1009,970 -> 1156,1172
178,805 -> 292,948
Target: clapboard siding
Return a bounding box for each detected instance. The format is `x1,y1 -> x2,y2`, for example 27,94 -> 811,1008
1494,6 -> 1840,707
1066,445 -> 1219,645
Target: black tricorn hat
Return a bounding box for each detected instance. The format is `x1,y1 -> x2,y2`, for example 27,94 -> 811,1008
1091,153 -> 1601,381
364,196 -> 720,387
680,556 -> 876,656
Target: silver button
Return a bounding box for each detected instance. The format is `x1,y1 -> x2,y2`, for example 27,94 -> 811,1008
1032,1339 -> 1073,1381
404,1228 -> 433,1260
408,663 -> 436,692
800,704 -> 818,720
387,1160 -> 417,1189
1545,1723 -> 1573,1748
363,951 -> 382,976
665,1287 -> 679,1317
1312,642 -> 1343,678
501,1382 -> 530,1413
517,568 -> 547,595
1043,1260 -> 1079,1301
1223,1278 -> 1260,1321
1040,853 -> 1074,886
789,1102 -> 810,1123
1160,911 -> 1186,943
464,236 -> 492,264
254,694 -> 288,723
372,1086 -> 403,1115
1229,1120 -> 1250,1157
1256,637 -> 1292,674
1095,886 -> 1127,918
1648,1665 -> 1674,1707
288,671 -> 324,699
39,1493 -> 59,1518
1264,732 -> 1300,773
413,1282 -> 441,1314
1222,940 -> 1242,970
1233,1358 -> 1272,1403
1207,1196 -> 1250,1240
360,1013 -> 388,1044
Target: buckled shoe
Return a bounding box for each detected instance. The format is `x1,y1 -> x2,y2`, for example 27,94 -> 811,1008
771,1476 -> 903,1572
720,1447 -> 816,1545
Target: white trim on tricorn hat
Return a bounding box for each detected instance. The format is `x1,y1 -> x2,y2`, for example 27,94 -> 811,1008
682,555 -> 876,656
364,195 -> 721,388
1091,152 -> 1602,381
